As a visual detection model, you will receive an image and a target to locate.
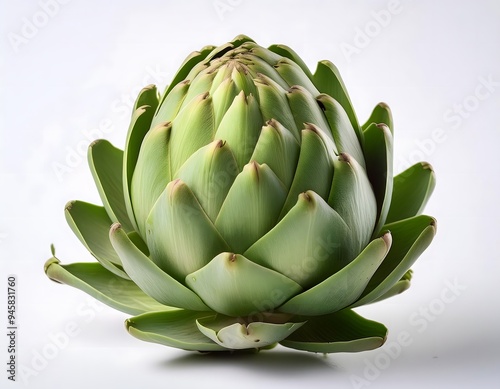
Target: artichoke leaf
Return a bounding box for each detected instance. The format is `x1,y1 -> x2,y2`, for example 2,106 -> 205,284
213,91 -> 262,170
88,139 -> 134,232
125,310 -> 226,352
145,179 -> 230,282
351,215 -> 437,307
286,86 -> 332,141
131,122 -> 172,236
317,93 -> 365,169
163,45 -> 216,96
267,44 -> 314,80
279,233 -> 391,316
250,119 -> 300,190
152,80 -> 190,128
109,223 -> 210,311
328,153 -> 377,255
313,60 -> 362,144
280,309 -> 387,353
169,92 -> 215,176
363,123 -> 394,236
185,253 -> 302,317
197,315 -> 305,350
65,200 -> 128,279
215,162 -> 287,254
274,58 -> 320,96
362,102 -> 394,134
254,74 -> 300,141
280,125 -> 335,218
44,258 -> 169,315
245,190 -> 351,288
181,70 -> 217,109
175,139 -> 239,223
123,88 -> 159,232
386,162 -> 436,224
211,77 -> 240,129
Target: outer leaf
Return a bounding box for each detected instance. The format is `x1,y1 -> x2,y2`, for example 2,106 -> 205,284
185,253 -> 302,317
267,44 -> 314,80
280,125 -> 335,218
152,80 -> 189,128
286,86 -> 332,141
126,310 -> 226,352
169,92 -> 214,175
317,93 -> 365,169
363,123 -> 394,236
280,309 -> 387,353
163,45 -> 216,96
215,162 -> 287,253
240,54 -> 289,90
123,86 -> 159,231
181,70 -> 217,109
254,74 -> 300,141
250,119 -> 300,189
65,200 -> 128,279
175,140 -> 239,223
88,139 -> 134,232
274,58 -> 319,96
386,162 -> 436,224
279,233 -> 391,316
245,191 -> 351,288
145,180 -> 229,282
213,92 -> 263,170
44,258 -> 169,315
328,153 -> 377,255
197,315 -> 305,350
313,60 -> 362,143
211,77 -> 240,129
362,102 -> 394,134
352,215 -> 437,307
131,122 -> 172,235
109,223 -> 209,311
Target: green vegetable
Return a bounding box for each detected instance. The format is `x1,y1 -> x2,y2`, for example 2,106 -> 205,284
44,35 -> 436,354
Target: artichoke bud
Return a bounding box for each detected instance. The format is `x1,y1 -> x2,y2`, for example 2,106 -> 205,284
46,35 -> 437,354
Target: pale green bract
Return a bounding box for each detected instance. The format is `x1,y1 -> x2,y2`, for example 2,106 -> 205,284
44,35 -> 437,354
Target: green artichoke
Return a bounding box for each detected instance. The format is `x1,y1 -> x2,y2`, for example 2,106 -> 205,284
44,35 -> 436,353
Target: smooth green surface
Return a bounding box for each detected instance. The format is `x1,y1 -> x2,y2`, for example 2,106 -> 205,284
386,162 -> 436,223
88,139 -> 134,232
245,191 -> 351,288
352,215 -> 436,307
44,258 -> 169,315
215,162 -> 287,253
280,309 -> 387,353
126,310 -> 226,351
65,200 -> 128,279
146,180 -> 229,282
109,223 -> 209,311
186,253 -> 302,317
279,234 -> 391,316
363,123 -> 394,236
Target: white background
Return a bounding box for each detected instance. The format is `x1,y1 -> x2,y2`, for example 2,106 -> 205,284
1,0 -> 499,388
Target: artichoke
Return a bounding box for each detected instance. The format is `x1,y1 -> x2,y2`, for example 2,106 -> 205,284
44,35 -> 436,354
